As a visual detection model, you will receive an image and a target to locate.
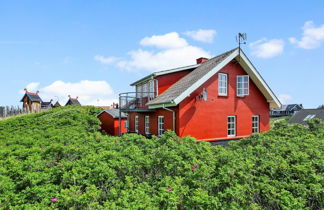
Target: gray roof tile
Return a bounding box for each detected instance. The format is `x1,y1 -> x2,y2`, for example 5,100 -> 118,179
147,48 -> 237,105
101,109 -> 127,118
288,109 -> 324,125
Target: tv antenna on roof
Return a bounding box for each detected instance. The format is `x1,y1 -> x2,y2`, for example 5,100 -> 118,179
236,33 -> 247,49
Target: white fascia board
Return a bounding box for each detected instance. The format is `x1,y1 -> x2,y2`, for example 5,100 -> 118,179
173,49 -> 240,105
130,64 -> 199,86
154,64 -> 200,76
148,102 -> 177,109
239,51 -> 281,109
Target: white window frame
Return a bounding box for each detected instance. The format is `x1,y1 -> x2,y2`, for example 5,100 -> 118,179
135,115 -> 139,133
237,75 -> 249,97
124,120 -> 128,130
218,73 -> 228,96
227,116 -> 236,137
158,116 -> 164,136
252,115 -> 259,133
145,116 -> 150,134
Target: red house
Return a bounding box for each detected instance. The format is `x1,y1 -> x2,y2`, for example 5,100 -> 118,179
98,109 -> 127,135
119,48 -> 281,141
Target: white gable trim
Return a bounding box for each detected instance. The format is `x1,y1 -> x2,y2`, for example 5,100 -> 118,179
173,49 -> 240,105
238,51 -> 281,109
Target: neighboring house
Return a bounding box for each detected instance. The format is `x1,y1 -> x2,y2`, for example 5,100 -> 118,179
288,109 -> 324,125
118,48 -> 281,141
270,104 -> 303,117
41,100 -> 53,110
65,96 -> 81,106
97,109 -> 127,135
20,89 -> 42,113
53,101 -> 61,108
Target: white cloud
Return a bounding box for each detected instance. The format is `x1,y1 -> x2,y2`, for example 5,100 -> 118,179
94,55 -> 119,64
289,21 -> 324,49
117,46 -> 210,71
184,29 -> 216,43
278,94 -> 292,104
96,32 -> 211,72
250,38 -> 284,58
140,32 -> 188,49
22,80 -> 116,106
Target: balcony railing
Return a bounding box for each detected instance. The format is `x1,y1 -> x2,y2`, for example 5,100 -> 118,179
119,92 -> 157,112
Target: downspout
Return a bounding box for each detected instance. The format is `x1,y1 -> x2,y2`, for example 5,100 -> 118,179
162,104 -> 175,132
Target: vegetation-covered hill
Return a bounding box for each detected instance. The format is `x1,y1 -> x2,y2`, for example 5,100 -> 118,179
0,106 -> 323,209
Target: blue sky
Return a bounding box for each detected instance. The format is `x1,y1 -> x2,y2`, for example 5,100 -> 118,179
0,0 -> 323,108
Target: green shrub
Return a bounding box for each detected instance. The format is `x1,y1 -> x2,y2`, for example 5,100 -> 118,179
0,106 -> 323,209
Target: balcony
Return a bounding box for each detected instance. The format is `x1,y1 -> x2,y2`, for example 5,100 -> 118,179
119,92 -> 157,112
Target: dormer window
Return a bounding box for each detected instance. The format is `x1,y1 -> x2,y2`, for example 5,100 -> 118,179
218,73 -> 228,96
237,75 -> 249,97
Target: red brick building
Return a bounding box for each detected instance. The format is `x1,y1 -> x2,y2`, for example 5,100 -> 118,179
119,48 -> 281,141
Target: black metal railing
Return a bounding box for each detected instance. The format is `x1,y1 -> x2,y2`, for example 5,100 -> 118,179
119,92 -> 156,111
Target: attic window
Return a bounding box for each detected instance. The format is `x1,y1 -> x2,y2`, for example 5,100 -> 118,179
237,75 -> 249,97
218,73 -> 228,96
303,114 -> 316,121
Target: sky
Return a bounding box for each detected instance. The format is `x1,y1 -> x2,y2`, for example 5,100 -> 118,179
0,0 -> 323,108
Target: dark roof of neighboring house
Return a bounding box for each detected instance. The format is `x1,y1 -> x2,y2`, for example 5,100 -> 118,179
98,109 -> 127,119
20,91 -> 42,103
288,109 -> 324,125
41,101 -> 53,106
65,97 -> 81,106
147,48 -> 237,106
272,104 -> 303,112
53,101 -> 61,107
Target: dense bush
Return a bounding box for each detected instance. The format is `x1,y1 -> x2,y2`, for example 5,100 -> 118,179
0,106 -> 323,209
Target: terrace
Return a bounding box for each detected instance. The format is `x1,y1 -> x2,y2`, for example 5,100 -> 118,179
119,91 -> 157,112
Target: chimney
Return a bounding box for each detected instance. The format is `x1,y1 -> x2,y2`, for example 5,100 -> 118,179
36,90 -> 40,95
196,57 -> 208,64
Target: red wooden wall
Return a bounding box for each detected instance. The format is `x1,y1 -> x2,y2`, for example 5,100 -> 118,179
156,70 -> 192,95
178,61 -> 270,141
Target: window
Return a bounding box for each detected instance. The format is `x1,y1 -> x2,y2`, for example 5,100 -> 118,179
252,115 -> 259,133
124,120 -> 128,130
145,116 -> 150,134
142,83 -> 148,97
203,88 -> 208,101
237,75 -> 249,97
303,114 -> 316,121
136,85 -> 142,98
227,116 -> 236,137
135,116 -> 139,133
148,80 -> 155,98
218,73 -> 228,96
158,116 -> 164,136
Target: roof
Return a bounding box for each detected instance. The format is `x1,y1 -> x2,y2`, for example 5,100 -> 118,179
146,48 -> 280,109
65,97 -> 81,106
272,104 -> 303,112
53,101 -> 61,107
288,109 -> 324,125
20,91 -> 42,103
147,48 -> 236,107
41,101 -> 53,106
130,63 -> 200,86
98,109 -> 127,118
